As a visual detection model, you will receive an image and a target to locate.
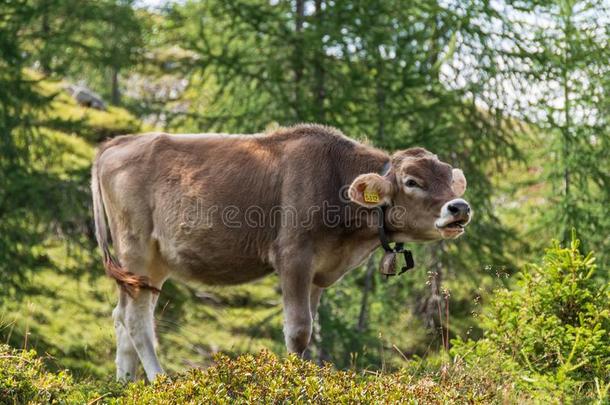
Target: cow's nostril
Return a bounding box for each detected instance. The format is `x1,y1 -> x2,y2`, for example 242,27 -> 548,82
448,201 -> 470,216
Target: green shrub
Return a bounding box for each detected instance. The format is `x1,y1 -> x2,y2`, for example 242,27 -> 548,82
0,344 -> 531,404
453,233 -> 610,402
0,345 -> 122,404
0,345 -> 79,404
46,97 -> 142,143
34,76 -> 142,143
121,350 -> 530,404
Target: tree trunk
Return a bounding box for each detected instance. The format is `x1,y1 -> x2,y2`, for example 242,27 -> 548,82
111,66 -> 121,105
375,57 -> 386,143
40,10 -> 51,74
357,255 -> 376,332
561,7 -> 572,244
293,0 -> 305,120
313,0 -> 325,122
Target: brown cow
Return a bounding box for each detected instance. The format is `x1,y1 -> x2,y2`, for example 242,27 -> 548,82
91,124 -> 471,381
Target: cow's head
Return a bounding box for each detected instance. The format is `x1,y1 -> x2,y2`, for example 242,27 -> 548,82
348,147 -> 471,241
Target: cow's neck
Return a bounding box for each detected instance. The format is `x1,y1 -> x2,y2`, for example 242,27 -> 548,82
335,144 -> 393,236
337,146 -> 416,275
340,145 -> 390,185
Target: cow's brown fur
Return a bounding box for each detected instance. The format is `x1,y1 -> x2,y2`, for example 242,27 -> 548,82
94,125 -> 388,285
91,124 -> 470,381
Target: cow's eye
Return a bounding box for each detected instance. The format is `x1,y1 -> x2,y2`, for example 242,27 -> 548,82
405,179 -> 420,188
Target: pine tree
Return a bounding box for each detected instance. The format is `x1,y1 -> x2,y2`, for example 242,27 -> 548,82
502,0 -> 609,269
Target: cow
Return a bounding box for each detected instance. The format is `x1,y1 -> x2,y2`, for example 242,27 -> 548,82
91,124 -> 471,381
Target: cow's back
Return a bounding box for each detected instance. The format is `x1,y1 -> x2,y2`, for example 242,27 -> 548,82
96,126 -> 387,285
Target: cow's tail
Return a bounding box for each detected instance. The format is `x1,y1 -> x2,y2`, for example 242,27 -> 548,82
92,147 -> 157,297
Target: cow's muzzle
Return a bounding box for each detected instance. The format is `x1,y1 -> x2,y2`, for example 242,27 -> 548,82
435,198 -> 472,239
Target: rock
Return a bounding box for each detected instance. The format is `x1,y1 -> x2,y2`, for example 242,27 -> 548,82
64,84 -> 107,110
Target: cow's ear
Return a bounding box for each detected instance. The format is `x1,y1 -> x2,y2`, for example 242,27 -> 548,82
348,173 -> 393,207
451,168 -> 467,197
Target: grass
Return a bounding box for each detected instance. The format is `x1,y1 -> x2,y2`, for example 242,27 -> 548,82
35,76 -> 142,143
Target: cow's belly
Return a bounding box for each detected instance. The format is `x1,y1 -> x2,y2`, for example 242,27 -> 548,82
156,234 -> 275,285
170,252 -> 274,285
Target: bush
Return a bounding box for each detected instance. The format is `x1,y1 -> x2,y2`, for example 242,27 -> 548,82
452,233 -> 610,402
121,349 -> 538,404
0,344 -> 531,404
0,345 -> 82,404
34,77 -> 142,143
0,344 -> 124,404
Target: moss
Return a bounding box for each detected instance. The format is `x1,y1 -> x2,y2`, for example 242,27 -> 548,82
45,99 -> 141,143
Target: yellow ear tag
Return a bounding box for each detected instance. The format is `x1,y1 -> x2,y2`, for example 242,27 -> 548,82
363,188 -> 380,203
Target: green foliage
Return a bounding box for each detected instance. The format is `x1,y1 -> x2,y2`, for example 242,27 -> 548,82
453,234 -> 610,402
0,344 -> 539,404
0,2 -> 52,289
492,0 -> 610,268
42,84 -> 142,142
122,350 -> 523,404
24,0 -> 145,104
0,73 -> 140,292
0,345 -> 73,404
0,344 -> 114,404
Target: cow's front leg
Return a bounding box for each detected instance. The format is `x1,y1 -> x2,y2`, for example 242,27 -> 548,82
302,285 -> 324,360
279,250 -> 314,356
310,285 -> 323,321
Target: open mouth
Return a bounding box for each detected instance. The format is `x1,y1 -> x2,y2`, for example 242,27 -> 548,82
439,219 -> 467,230
435,216 -> 470,239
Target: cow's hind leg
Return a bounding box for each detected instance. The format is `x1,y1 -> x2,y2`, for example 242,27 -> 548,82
113,290 -> 139,381
123,287 -> 164,381
102,172 -> 167,381
114,245 -> 167,382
